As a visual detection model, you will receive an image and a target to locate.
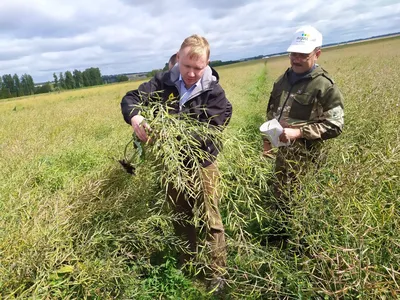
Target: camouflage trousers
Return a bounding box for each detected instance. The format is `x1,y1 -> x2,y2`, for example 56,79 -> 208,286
166,162 -> 226,275
273,139 -> 325,211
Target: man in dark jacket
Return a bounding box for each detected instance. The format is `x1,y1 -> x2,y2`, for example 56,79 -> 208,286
263,26 -> 344,222
168,53 -> 177,70
121,34 -> 232,291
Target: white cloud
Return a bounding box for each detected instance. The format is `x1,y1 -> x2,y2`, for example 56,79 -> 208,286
0,0 -> 398,82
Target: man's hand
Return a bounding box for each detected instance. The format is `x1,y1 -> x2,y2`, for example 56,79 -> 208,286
279,119 -> 289,128
262,140 -> 274,158
279,128 -> 302,143
131,115 -> 151,142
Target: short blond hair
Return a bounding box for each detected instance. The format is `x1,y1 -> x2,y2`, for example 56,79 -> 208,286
180,34 -> 210,60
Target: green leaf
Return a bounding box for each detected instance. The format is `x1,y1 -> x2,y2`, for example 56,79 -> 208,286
56,265 -> 74,274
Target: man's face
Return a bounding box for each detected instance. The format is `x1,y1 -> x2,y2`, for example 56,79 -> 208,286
177,46 -> 209,88
289,49 -> 321,73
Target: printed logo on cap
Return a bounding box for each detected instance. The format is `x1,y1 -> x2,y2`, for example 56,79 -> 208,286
296,32 -> 316,43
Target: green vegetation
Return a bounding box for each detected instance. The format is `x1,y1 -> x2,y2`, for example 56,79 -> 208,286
0,74 -> 35,98
53,67 -> 103,91
1,37 -> 399,298
0,67 -> 105,101
147,69 -> 164,78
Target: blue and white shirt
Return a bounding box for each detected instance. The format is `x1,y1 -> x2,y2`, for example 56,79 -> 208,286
178,74 -> 200,110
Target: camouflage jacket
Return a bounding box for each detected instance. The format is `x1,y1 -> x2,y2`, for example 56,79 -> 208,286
267,65 -> 344,141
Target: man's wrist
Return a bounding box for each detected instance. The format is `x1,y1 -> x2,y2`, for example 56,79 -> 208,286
298,128 -> 303,138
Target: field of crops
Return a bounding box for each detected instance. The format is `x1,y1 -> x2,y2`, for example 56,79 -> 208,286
1,36 -> 399,299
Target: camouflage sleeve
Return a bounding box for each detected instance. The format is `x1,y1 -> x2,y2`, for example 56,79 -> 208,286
301,85 -> 344,140
264,86 -> 277,141
266,94 -> 275,121
266,83 -> 277,121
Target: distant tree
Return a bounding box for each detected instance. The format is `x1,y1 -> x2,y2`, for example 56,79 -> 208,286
64,71 -> 75,89
147,69 -> 163,78
116,75 -> 129,82
2,74 -> 13,97
27,74 -> 35,95
20,74 -> 34,95
34,82 -> 52,94
53,73 -> 59,90
81,67 -> 103,87
13,74 -> 21,97
95,67 -> 103,85
0,77 -> 9,99
88,67 -> 103,85
162,62 -> 169,71
59,72 -> 66,89
88,68 -> 97,86
82,70 -> 90,87
20,75 -> 29,96
210,59 -> 240,67
73,69 -> 83,88
27,75 -> 35,95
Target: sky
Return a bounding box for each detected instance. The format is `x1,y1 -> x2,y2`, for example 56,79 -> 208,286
0,0 -> 399,83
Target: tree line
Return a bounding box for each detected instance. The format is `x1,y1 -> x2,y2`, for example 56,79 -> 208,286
102,74 -> 129,84
52,67 -> 104,91
0,67 -> 106,100
0,74 -> 35,99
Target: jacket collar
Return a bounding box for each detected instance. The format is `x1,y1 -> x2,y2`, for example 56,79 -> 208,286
285,64 -> 324,82
166,64 -> 219,92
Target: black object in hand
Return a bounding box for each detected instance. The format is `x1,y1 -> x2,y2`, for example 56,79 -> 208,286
118,159 -> 136,175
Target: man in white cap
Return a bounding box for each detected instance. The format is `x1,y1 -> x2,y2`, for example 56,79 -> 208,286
263,26 -> 344,237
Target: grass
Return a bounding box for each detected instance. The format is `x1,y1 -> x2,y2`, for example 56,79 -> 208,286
1,36 -> 400,299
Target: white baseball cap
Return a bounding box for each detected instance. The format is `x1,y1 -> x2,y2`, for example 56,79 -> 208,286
287,26 -> 323,54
